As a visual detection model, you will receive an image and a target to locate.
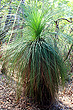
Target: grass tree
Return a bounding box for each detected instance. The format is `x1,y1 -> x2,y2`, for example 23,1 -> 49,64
3,2 -> 66,106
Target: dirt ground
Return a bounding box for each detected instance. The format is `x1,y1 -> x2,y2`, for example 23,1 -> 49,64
0,68 -> 73,110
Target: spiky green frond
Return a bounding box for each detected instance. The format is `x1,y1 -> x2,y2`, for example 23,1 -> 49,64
20,3 -> 53,41
4,37 -> 66,104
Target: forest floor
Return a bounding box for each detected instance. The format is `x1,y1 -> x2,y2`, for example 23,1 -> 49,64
0,60 -> 73,110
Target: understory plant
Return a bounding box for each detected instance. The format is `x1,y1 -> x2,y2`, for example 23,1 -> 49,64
3,3 -> 66,106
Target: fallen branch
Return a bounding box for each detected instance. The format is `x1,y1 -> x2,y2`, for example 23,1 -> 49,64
55,18 -> 73,23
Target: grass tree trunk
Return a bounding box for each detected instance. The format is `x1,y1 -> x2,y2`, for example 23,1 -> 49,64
21,38 -> 66,106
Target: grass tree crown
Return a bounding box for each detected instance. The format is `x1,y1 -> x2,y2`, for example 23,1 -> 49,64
21,3 -> 52,41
